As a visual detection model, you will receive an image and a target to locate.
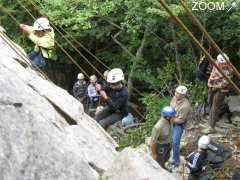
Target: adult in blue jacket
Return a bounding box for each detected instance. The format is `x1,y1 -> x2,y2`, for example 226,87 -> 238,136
95,68 -> 128,129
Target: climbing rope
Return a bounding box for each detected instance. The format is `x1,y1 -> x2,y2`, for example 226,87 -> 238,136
158,0 -> 240,95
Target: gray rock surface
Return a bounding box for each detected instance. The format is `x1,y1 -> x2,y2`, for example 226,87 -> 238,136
103,148 -> 176,180
0,35 -> 117,179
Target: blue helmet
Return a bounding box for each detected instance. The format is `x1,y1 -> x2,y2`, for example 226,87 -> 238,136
161,106 -> 176,117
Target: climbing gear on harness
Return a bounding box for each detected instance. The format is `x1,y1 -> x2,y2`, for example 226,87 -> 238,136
198,135 -> 210,149
217,53 -> 229,64
33,17 -> 50,31
176,85 -> 188,95
107,68 -> 124,83
77,73 -> 85,80
161,106 -> 176,117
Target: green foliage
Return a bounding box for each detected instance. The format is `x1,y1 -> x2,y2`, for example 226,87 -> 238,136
119,94 -> 170,149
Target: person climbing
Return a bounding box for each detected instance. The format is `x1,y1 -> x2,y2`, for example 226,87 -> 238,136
87,75 -> 99,109
72,73 -> 88,111
182,135 -> 210,180
150,106 -> 176,169
202,53 -> 233,134
170,85 -> 191,170
19,17 -> 57,67
94,68 -> 128,129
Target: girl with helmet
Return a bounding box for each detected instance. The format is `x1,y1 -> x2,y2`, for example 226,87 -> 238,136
182,135 -> 210,180
20,17 -> 57,67
150,106 -> 176,169
94,68 -> 128,129
87,75 -> 99,109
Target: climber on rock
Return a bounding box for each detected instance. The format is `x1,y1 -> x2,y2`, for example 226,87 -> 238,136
20,17 -> 57,68
170,85 -> 191,171
72,73 -> 88,111
150,106 -> 176,169
94,68 -> 128,129
181,135 -> 210,180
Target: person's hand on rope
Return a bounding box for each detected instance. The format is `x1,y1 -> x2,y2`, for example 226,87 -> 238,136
99,90 -> 108,100
95,83 -> 102,91
19,24 -> 31,35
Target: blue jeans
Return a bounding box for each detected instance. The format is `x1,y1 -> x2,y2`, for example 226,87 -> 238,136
172,123 -> 185,166
28,51 -> 46,68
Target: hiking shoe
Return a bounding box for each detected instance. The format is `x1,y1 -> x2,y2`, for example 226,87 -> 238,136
201,127 -> 216,134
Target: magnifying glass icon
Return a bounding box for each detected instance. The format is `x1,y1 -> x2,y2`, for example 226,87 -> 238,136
227,1 -> 238,12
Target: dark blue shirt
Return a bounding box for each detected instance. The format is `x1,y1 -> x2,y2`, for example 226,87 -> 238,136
103,85 -> 128,117
186,151 -> 207,175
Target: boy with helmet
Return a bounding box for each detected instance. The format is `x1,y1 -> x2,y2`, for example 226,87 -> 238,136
20,17 -> 57,67
203,53 -> 233,134
72,73 -> 88,111
150,106 -> 176,169
182,135 -> 210,180
170,85 -> 191,169
87,75 -> 99,109
95,68 -> 128,129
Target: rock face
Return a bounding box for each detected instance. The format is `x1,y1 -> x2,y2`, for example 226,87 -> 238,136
103,148 -> 176,180
0,34 -> 176,179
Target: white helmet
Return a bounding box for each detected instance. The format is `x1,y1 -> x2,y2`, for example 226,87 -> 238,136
198,135 -> 210,149
90,75 -> 97,83
107,68 -> 124,83
217,53 -> 229,64
77,73 -> 85,80
176,85 -> 188,95
103,70 -> 109,78
33,17 -> 50,31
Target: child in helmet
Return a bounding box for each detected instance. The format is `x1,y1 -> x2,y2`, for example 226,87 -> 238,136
182,135 -> 210,180
20,17 -> 57,67
87,75 -> 99,109
150,106 -> 176,169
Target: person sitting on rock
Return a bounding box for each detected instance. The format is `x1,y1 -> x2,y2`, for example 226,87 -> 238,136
150,106 -> 176,169
94,68 -> 128,129
20,17 -> 57,68
72,73 -> 88,111
87,75 -> 99,109
170,85 -> 191,170
202,53 -> 233,134
182,135 -> 210,180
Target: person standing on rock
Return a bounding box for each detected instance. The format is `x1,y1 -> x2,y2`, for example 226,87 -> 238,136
94,68 -> 128,129
150,106 -> 176,169
182,135 -> 210,180
170,85 -> 191,170
20,17 -> 57,67
72,73 -> 88,111
202,54 -> 233,134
